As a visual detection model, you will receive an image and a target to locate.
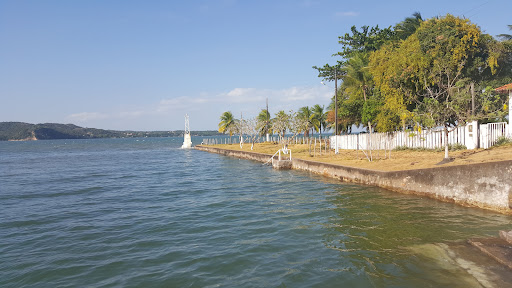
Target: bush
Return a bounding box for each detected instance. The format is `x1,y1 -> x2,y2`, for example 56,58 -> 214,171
393,146 -> 434,152
394,143 -> 467,152
447,143 -> 467,151
495,136 -> 512,146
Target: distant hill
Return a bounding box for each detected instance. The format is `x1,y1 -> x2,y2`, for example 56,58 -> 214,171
0,122 -> 221,141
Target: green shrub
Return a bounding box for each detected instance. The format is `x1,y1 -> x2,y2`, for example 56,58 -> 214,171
448,143 -> 467,151
394,143 -> 467,152
494,136 -> 512,146
393,146 -> 434,152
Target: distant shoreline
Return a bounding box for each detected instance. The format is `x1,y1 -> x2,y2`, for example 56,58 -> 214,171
0,122 -> 221,141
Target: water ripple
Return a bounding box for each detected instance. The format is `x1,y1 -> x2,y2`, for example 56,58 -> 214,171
1,138 -> 512,287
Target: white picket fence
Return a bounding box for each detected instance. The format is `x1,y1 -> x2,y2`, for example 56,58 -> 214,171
330,122 -> 508,150
480,122 -> 508,149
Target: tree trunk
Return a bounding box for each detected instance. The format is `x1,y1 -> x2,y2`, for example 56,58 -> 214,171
368,121 -> 373,161
444,126 -> 449,159
402,122 -> 406,146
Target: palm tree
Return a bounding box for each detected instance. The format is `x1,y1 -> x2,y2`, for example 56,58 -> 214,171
395,12 -> 423,40
256,109 -> 272,138
498,25 -> 512,41
342,52 -> 374,132
342,52 -> 375,160
342,53 -> 372,102
297,106 -> 313,137
218,111 -> 235,143
311,104 -> 327,137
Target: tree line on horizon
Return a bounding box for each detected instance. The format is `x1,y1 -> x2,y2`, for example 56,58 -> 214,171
0,122 -> 221,141
219,14 -> 512,159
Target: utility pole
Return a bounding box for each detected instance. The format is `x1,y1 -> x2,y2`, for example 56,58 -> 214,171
334,67 -> 339,154
266,98 -> 270,142
471,82 -> 475,116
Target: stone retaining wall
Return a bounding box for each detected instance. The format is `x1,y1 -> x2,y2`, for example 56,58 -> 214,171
195,145 -> 512,214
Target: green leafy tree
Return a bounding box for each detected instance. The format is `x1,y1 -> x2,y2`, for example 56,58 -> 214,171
414,15 -> 489,159
371,15 -> 509,159
297,106 -> 314,137
313,24 -> 395,80
218,111 -> 236,143
256,109 -> 272,138
336,25 -> 395,61
341,52 -> 379,134
311,104 -> 327,137
370,34 -> 422,133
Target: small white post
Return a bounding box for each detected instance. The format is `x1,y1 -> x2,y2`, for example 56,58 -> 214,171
335,135 -> 339,154
279,150 -> 281,161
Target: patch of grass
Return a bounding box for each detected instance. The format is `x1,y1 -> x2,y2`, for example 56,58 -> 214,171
393,146 -> 435,152
394,143 -> 467,152
494,136 -> 512,147
209,140 -> 512,171
446,143 -> 467,151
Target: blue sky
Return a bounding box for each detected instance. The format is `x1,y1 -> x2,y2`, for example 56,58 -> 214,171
1,0 -> 510,131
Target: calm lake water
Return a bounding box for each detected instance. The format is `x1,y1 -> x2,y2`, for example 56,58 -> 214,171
1,137 -> 511,287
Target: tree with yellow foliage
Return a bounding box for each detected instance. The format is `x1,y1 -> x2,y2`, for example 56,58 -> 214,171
370,14 -> 508,159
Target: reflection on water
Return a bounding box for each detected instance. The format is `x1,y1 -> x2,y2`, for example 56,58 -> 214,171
318,181 -> 512,287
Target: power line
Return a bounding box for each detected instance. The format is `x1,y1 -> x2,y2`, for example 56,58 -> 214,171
461,0 -> 493,19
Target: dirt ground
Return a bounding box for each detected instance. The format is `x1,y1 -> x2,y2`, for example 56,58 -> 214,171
210,141 -> 512,171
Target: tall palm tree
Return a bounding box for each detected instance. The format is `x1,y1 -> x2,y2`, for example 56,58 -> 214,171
311,104 -> 327,137
342,53 -> 372,102
256,109 -> 272,137
395,12 -> 423,40
342,52 -> 375,159
498,25 -> 512,41
297,106 -> 313,137
218,111 -> 235,143
342,52 -> 374,132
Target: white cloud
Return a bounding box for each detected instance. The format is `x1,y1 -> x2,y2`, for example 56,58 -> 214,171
145,85 -> 333,119
224,88 -> 266,103
335,11 -> 359,17
65,85 -> 334,130
220,86 -> 332,104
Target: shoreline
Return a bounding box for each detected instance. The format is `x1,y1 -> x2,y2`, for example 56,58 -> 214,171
195,145 -> 512,215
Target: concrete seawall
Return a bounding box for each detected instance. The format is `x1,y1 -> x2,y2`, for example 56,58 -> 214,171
195,145 -> 512,214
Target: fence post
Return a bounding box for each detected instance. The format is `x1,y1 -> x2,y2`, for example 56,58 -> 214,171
465,121 -> 478,149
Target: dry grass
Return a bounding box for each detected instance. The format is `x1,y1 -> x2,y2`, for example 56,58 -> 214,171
209,142 -> 512,171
